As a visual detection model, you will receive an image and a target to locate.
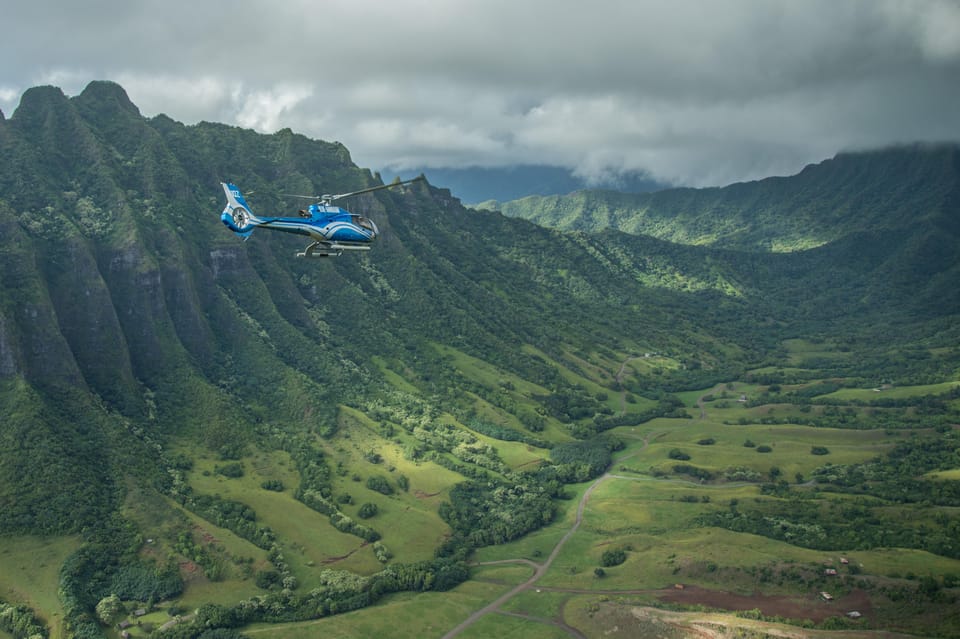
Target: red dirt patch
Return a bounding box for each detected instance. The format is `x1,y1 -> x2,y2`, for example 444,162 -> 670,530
178,560 -> 200,577
414,490 -> 441,498
658,585 -> 873,623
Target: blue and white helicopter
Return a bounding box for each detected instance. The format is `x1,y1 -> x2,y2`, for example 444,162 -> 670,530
220,176 -> 424,257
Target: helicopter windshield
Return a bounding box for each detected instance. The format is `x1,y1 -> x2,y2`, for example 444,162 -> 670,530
354,215 -> 377,232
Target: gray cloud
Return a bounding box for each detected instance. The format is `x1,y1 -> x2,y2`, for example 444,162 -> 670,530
3,0 -> 959,186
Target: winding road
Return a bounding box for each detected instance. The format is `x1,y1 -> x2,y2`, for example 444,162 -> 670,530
440,428 -> 656,639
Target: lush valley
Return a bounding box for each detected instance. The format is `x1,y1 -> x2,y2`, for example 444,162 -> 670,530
0,82 -> 959,639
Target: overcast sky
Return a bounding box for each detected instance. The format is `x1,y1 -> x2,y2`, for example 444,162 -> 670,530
3,0 -> 960,187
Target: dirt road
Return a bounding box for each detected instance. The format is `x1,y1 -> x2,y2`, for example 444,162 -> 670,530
440,436 -> 654,638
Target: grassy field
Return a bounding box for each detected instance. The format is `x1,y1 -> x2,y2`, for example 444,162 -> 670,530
457,613 -> 574,639
243,580 -> 509,639
7,364 -> 959,639
0,536 -> 80,639
822,381 -> 960,401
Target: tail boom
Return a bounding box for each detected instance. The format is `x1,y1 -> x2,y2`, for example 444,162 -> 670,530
220,182 -> 257,239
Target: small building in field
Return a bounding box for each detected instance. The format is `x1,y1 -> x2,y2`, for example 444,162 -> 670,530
847,611 -> 862,619
820,591 -> 834,601
825,568 -> 838,576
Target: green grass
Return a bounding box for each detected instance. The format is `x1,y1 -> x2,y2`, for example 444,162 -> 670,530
458,613 -> 573,639
618,418 -> 897,481
89,374 -> 960,637
0,535 -> 81,639
243,580 -> 507,639
471,562 -> 536,585
189,449 -> 383,581
926,469 -> 960,480
434,343 -> 552,398
370,356 -> 421,394
499,588 -> 569,619
782,338 -> 853,366
822,381 -> 960,401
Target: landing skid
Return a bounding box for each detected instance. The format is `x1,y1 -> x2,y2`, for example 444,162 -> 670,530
297,241 -> 372,258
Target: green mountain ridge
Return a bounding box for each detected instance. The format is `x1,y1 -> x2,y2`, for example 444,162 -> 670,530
1,81 -> 959,639
492,143 -> 960,252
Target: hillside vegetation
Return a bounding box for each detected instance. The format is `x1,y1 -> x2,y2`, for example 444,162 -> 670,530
0,82 -> 959,639
491,144 -> 960,252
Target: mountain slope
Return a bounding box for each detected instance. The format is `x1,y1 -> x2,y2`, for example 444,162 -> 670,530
1,81 -> 959,638
2,82 -> 959,534
494,144 -> 960,252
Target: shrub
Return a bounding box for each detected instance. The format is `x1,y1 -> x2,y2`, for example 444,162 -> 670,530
668,449 -> 691,461
756,445 -> 773,453
601,548 -> 627,567
255,569 -> 281,589
357,502 -> 379,519
215,462 -> 244,478
366,476 -> 394,495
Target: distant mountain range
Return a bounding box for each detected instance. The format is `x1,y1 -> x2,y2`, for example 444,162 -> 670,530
486,143 -> 960,253
386,164 -> 666,204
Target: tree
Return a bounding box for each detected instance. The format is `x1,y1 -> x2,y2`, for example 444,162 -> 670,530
366,475 -> 394,495
95,594 -> 124,625
601,548 -> 627,567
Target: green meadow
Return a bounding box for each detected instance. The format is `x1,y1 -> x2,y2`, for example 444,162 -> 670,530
457,613 -> 573,639
823,381 -> 960,401
244,580 -> 508,639
0,536 -> 80,639
22,358 -> 957,639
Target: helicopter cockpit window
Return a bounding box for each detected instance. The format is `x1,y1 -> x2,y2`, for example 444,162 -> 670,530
354,215 -> 376,232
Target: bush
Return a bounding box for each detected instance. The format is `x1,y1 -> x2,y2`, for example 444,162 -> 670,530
601,548 -> 627,567
255,569 -> 281,590
260,479 -> 284,491
215,462 -> 244,478
357,503 -> 379,519
811,446 -> 830,455
366,476 -> 394,495
668,449 -> 691,461
756,445 -> 773,453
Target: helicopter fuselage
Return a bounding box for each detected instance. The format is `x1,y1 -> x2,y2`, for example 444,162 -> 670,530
220,179 -> 423,257
255,205 -> 380,245
220,182 -> 381,256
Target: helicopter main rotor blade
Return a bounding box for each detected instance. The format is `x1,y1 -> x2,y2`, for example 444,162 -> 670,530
324,175 -> 425,203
